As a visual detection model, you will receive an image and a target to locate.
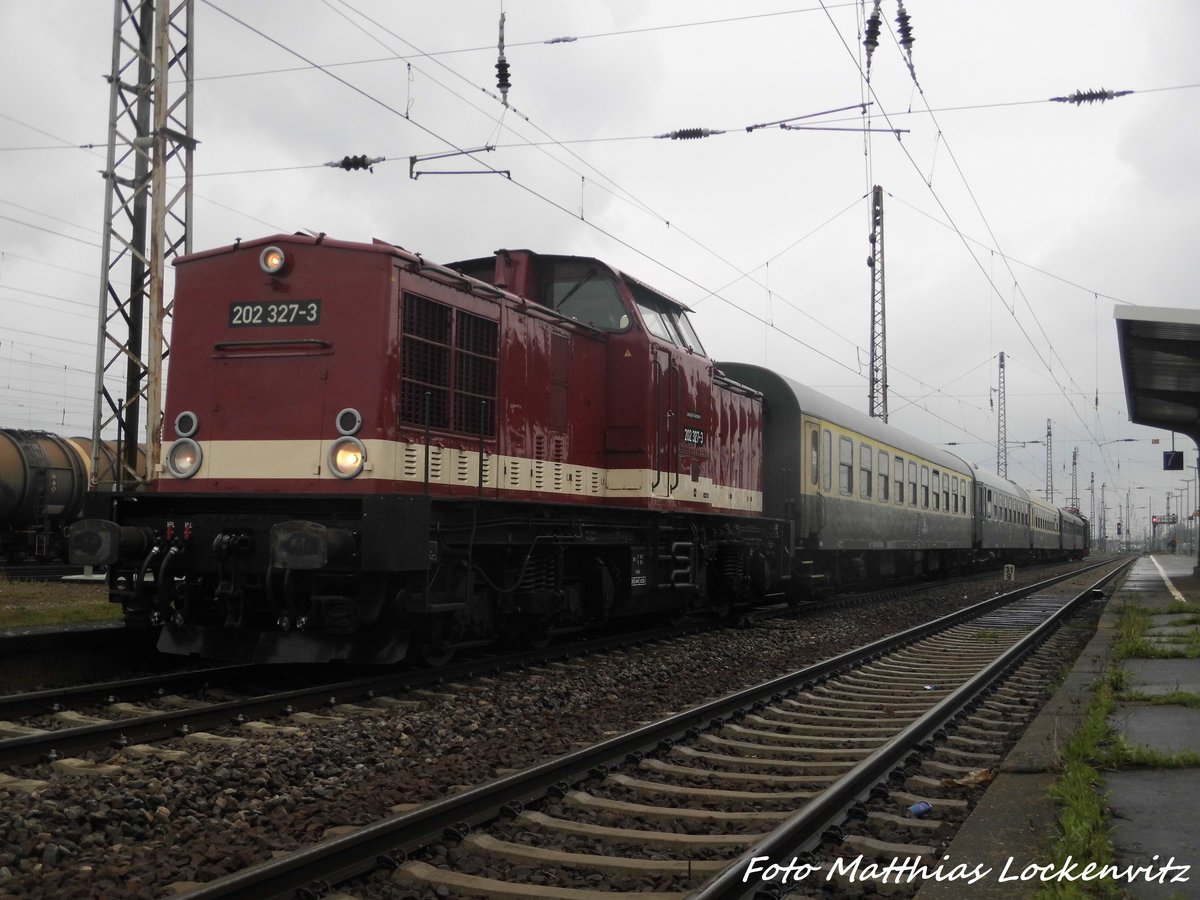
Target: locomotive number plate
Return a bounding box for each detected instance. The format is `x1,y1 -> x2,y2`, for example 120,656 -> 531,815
229,300 -> 322,327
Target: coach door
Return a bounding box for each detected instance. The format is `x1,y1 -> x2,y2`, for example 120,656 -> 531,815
800,421 -> 827,542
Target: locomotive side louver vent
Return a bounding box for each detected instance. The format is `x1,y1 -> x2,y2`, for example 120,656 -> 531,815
400,293 -> 497,438
403,445 -> 419,479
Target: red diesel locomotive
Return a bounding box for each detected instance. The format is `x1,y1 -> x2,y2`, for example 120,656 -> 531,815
70,234 -> 784,663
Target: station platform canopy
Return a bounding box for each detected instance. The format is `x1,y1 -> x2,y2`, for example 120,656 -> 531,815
1115,305 -> 1200,444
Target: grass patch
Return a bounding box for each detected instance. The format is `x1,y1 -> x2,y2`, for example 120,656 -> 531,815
1040,667 -> 1123,899
1113,603 -> 1200,659
0,575 -> 119,628
972,628 -> 1003,642
1041,597 -> 1200,897
1119,690 -> 1200,708
1107,743 -> 1200,769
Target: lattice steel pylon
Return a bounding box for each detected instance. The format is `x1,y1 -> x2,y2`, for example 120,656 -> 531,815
1068,447 -> 1079,512
90,0 -> 195,485
996,351 -> 1007,478
1045,418 -> 1053,500
868,185 -> 887,421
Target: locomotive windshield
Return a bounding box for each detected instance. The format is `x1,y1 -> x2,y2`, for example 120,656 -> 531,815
543,261 -> 629,332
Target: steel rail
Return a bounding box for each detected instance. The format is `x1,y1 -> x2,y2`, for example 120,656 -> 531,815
693,559 -> 1133,899
0,613 -> 716,768
174,559 -> 1124,899
0,663 -> 252,720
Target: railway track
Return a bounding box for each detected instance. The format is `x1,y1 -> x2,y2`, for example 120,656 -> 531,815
0,560 -> 1094,769
162,557 -> 1127,899
0,612 -> 740,770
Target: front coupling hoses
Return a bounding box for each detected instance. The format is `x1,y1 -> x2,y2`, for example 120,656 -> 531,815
156,543 -> 186,625
136,543 -> 164,617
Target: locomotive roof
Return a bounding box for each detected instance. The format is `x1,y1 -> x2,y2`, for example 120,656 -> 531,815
174,232 -> 416,266
447,250 -> 696,313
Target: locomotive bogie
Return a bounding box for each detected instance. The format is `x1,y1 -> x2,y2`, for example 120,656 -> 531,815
79,487 -> 777,662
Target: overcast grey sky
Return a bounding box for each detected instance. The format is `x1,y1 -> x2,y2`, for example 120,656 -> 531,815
2,1 -> 1197,534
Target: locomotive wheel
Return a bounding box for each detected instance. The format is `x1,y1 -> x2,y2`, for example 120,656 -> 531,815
414,641 -> 455,668
519,620 -> 552,651
412,617 -> 456,668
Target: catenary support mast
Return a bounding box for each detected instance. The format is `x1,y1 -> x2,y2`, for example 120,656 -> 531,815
90,0 -> 194,485
996,351 -> 1007,478
868,185 -> 888,421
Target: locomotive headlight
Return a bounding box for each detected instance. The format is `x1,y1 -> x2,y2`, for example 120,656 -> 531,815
166,438 -> 203,479
259,245 -> 286,275
329,437 -> 366,479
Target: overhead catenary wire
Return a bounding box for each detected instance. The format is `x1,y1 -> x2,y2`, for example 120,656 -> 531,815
817,0 -> 1132,489
119,1 -> 1148,466
1,4 -> 1174,488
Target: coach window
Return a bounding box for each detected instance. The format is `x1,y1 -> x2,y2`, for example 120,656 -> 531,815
943,480 -> 950,512
931,471 -> 940,510
952,476 -> 959,513
909,461 -> 918,506
859,443 -> 873,499
878,450 -> 890,501
810,427 -> 820,486
822,430 -> 832,492
921,466 -> 930,508
839,437 -> 854,495
894,457 -> 904,504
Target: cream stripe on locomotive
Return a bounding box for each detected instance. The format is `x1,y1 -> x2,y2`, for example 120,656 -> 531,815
161,439 -> 762,514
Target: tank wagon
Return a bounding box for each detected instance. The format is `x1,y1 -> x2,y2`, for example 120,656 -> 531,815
0,429 -> 125,564
69,233 -> 1087,664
